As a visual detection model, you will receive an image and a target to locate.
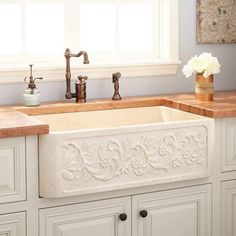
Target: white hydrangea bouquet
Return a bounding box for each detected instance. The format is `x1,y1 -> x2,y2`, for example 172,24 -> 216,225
182,52 -> 221,78
182,53 -> 221,101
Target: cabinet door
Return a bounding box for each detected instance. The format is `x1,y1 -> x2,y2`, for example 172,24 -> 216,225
222,180 -> 236,236
222,118 -> 236,172
39,197 -> 131,236
0,212 -> 26,236
0,137 -> 26,204
132,184 -> 211,236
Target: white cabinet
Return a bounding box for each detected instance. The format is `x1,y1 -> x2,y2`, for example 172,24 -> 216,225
39,185 -> 211,236
222,180 -> 236,236
0,212 -> 26,236
0,137 -> 26,204
222,118 -> 236,172
39,197 -> 131,236
132,185 -> 211,236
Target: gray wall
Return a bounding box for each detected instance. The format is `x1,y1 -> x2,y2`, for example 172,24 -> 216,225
0,0 -> 236,105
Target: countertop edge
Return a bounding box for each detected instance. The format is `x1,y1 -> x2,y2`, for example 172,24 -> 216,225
0,124 -> 49,139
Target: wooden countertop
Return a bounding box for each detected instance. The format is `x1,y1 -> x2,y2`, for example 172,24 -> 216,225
0,110 -> 49,138
1,90 -> 236,138
165,90 -> 236,118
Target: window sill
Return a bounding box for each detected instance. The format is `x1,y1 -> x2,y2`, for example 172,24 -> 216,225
0,61 -> 181,84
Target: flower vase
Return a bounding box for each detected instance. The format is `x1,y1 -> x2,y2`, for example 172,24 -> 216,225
195,74 -> 214,102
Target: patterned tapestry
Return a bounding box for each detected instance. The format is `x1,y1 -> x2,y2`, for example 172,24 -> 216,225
197,0 -> 236,43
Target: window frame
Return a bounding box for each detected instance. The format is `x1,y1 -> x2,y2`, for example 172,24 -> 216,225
0,0 -> 179,83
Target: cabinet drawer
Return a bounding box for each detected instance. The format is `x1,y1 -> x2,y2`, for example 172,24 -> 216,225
39,197 -> 131,236
0,137 -> 26,204
132,184 -> 211,236
222,118 -> 236,172
222,180 -> 236,236
0,212 -> 26,236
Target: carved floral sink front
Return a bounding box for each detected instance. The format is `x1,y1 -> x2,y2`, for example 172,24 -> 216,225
35,106 -> 214,198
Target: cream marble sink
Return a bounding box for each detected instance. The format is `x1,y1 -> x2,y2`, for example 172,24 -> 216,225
34,106 -> 208,132
35,106 -> 214,198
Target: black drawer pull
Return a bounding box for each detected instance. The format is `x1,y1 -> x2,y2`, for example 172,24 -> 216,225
140,210 -> 148,218
119,213 -> 128,221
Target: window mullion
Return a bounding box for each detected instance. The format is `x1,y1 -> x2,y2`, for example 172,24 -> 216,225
64,1 -> 72,49
159,0 -> 169,61
75,0 -> 82,52
68,0 -> 81,52
115,0 -> 119,57
21,1 -> 26,58
153,0 -> 160,60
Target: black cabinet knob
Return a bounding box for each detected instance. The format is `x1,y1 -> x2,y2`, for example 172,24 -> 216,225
140,210 -> 148,218
119,213 -> 127,221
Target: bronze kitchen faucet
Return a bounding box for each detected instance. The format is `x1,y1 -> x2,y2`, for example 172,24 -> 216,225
65,48 -> 89,103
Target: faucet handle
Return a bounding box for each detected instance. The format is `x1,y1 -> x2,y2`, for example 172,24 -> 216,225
112,72 -> 121,83
78,75 -> 88,83
33,77 -> 43,82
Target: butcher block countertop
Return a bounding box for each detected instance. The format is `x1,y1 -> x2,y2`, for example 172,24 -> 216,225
0,110 -> 49,138
1,90 -> 236,138
165,90 -> 236,118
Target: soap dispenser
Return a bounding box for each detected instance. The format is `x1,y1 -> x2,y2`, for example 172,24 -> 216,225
23,64 -> 43,106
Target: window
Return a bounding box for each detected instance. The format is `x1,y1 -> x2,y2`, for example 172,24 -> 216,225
0,1 -> 65,65
0,0 -> 179,82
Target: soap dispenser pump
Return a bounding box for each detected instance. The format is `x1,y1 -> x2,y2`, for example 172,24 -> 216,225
23,64 -> 43,106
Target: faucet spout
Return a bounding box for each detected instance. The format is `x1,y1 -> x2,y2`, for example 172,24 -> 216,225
66,49 -> 90,64
78,51 -> 90,64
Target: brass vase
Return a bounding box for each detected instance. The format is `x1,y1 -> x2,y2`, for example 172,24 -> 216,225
195,74 -> 214,102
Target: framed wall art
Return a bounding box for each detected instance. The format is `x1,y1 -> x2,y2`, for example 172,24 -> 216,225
197,0 -> 236,43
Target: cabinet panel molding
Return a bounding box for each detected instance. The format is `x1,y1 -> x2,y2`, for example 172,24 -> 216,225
132,184 -> 211,236
0,212 -> 26,236
0,137 -> 26,204
39,197 -> 131,236
222,118 -> 236,172
222,180 -> 236,236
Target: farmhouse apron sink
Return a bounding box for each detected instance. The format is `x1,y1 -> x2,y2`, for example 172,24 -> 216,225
34,106 -> 214,198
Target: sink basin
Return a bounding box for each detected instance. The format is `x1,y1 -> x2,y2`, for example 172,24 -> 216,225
34,106 -> 209,132
35,106 -> 214,198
